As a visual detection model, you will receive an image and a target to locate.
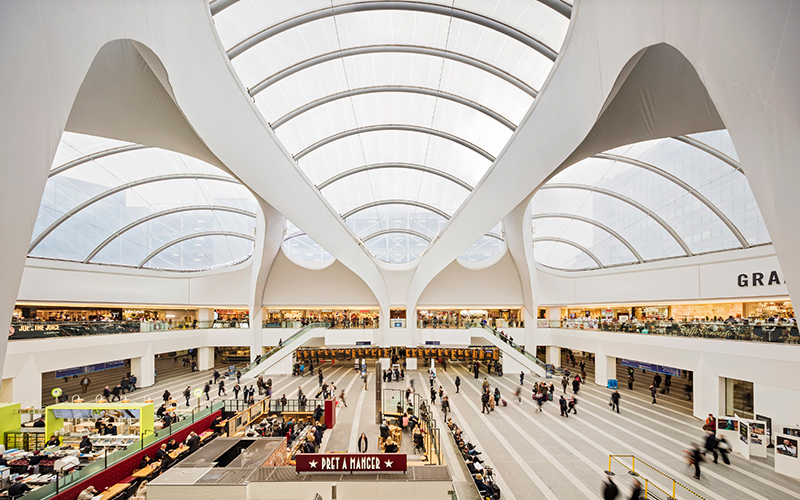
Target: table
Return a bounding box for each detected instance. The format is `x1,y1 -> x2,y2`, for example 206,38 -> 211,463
131,463 -> 160,478
97,483 -> 130,500
199,431 -> 213,442
168,445 -> 188,459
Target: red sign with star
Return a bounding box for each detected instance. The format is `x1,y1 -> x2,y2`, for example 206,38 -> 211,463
295,453 -> 407,473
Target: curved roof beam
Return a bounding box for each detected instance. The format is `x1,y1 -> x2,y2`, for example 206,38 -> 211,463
672,135 -> 743,174
594,153 -> 749,248
227,2 -> 558,62
362,229 -> 433,243
317,163 -> 473,191
531,212 -> 643,263
537,0 -> 572,19
84,205 -> 256,264
137,231 -> 255,269
29,174 -> 239,253
540,183 -> 693,256
272,86 -> 516,130
341,199 -> 450,220
532,237 -> 604,269
49,144 -> 150,178
249,45 -> 537,99
295,125 -> 495,162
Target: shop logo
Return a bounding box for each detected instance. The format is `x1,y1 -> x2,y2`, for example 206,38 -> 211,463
737,271 -> 782,287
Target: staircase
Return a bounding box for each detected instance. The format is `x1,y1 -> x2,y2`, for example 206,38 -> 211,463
468,324 -> 547,377
239,322 -> 328,379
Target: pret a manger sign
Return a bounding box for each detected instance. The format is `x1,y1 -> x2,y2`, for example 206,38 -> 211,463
295,453 -> 407,473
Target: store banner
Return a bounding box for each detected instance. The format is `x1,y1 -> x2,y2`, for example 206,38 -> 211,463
620,358 -> 681,377
295,453 -> 407,473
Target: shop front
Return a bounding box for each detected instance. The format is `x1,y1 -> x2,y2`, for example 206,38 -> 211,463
261,308 -> 379,328
417,308 -> 524,329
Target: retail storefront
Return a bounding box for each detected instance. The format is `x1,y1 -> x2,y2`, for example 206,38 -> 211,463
417,308 -> 524,328
261,308 -> 379,328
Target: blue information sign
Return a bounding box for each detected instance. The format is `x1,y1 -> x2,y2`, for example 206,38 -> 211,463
620,358 -> 681,377
56,359 -> 126,378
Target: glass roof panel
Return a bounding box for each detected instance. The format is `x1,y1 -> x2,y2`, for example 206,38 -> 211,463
365,232 -> 430,263
299,129 -> 491,189
532,131 -> 772,271
534,240 -> 600,271
143,234 -> 252,271
282,221 -> 335,266
216,0 -> 566,266
346,206 -> 446,240
320,170 -> 469,216
258,53 -> 532,126
458,233 -> 506,265
31,133 -> 257,271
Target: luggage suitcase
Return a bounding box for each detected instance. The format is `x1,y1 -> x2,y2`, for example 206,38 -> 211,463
548,393 -> 553,401
501,399 -> 507,406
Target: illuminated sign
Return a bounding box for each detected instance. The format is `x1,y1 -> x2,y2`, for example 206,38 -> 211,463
295,453 -> 406,473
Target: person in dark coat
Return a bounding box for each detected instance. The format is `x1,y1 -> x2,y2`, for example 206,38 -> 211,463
629,479 -> 642,500
559,395 -> 568,417
611,391 -> 621,413
603,477 -> 619,499
455,376 -> 461,393
186,432 -> 201,453
650,384 -> 657,404
357,433 -> 368,453
691,443 -> 704,479
704,432 -> 719,463
572,377 -> 580,394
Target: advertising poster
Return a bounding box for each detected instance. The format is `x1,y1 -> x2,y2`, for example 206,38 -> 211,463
774,434 -> 800,480
716,417 -> 740,456
738,421 -> 750,460
783,427 -> 800,438
750,421 -> 767,458
756,414 -> 773,447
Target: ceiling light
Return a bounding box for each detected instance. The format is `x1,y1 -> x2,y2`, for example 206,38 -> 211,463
197,220 -> 205,223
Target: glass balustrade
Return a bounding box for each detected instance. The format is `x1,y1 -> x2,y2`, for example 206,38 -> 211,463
539,318 -> 800,343
9,320 -> 249,340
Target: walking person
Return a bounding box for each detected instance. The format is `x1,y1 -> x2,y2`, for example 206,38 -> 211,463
515,386 -> 522,404
628,373 -> 634,390
629,479 -> 642,500
653,373 -> 662,390
218,379 -> 226,397
559,395 -> 568,418
233,383 -> 241,400
520,371 -> 525,386
704,431 -> 718,464
611,390 -> 620,413
162,389 -> 171,405
664,374 -> 672,394
80,376 -> 91,394
213,370 -> 220,384
650,384 -> 657,404
717,436 -> 731,465
690,443 -> 704,479
430,386 -> 437,405
318,369 -> 324,387
561,376 -> 568,393
339,389 -> 348,407
567,396 -> 578,415
481,390 -> 490,414
357,433 -> 368,453
236,370 -> 242,384
455,376 -> 461,393
572,377 -> 580,394
183,386 -> 191,407
602,477 -> 619,499
203,382 -> 210,401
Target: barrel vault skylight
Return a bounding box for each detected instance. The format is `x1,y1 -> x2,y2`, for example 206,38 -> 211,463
531,130 -> 772,271
211,0 -> 571,264
28,132 -> 258,272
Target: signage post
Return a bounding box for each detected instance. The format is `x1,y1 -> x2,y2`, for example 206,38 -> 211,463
375,361 -> 382,424
51,388 -> 62,406
194,388 -> 203,409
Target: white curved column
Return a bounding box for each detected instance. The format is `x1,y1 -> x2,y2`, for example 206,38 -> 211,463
406,0 -> 800,310
248,197 -> 286,361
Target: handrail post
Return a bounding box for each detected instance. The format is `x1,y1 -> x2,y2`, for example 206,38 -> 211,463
672,479 -> 676,499
608,455 -> 612,472
631,456 -> 635,475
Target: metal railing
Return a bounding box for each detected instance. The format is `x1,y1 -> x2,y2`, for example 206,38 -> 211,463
468,323 -> 551,373
239,322 -> 329,376
608,454 -> 704,499
20,401 -> 223,500
9,320 -> 248,340
268,398 -> 326,414
539,318 -> 800,344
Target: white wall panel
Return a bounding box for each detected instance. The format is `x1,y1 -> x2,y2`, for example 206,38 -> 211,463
537,246 -> 787,306
263,252 -> 378,307
418,253 -> 523,307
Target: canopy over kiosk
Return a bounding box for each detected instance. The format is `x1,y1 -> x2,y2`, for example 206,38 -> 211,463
45,402 -> 154,439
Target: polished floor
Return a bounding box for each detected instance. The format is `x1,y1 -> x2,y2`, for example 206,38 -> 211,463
127,355 -> 800,500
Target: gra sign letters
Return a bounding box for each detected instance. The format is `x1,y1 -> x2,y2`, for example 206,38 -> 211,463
737,271 -> 782,287
295,453 -> 407,473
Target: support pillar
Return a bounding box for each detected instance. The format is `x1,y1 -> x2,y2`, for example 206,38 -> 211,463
131,345 -> 155,388
545,346 -> 561,368
594,344 -> 617,388
694,354 -> 724,420
4,356 -> 42,408
197,347 -> 214,372
197,308 -> 214,326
